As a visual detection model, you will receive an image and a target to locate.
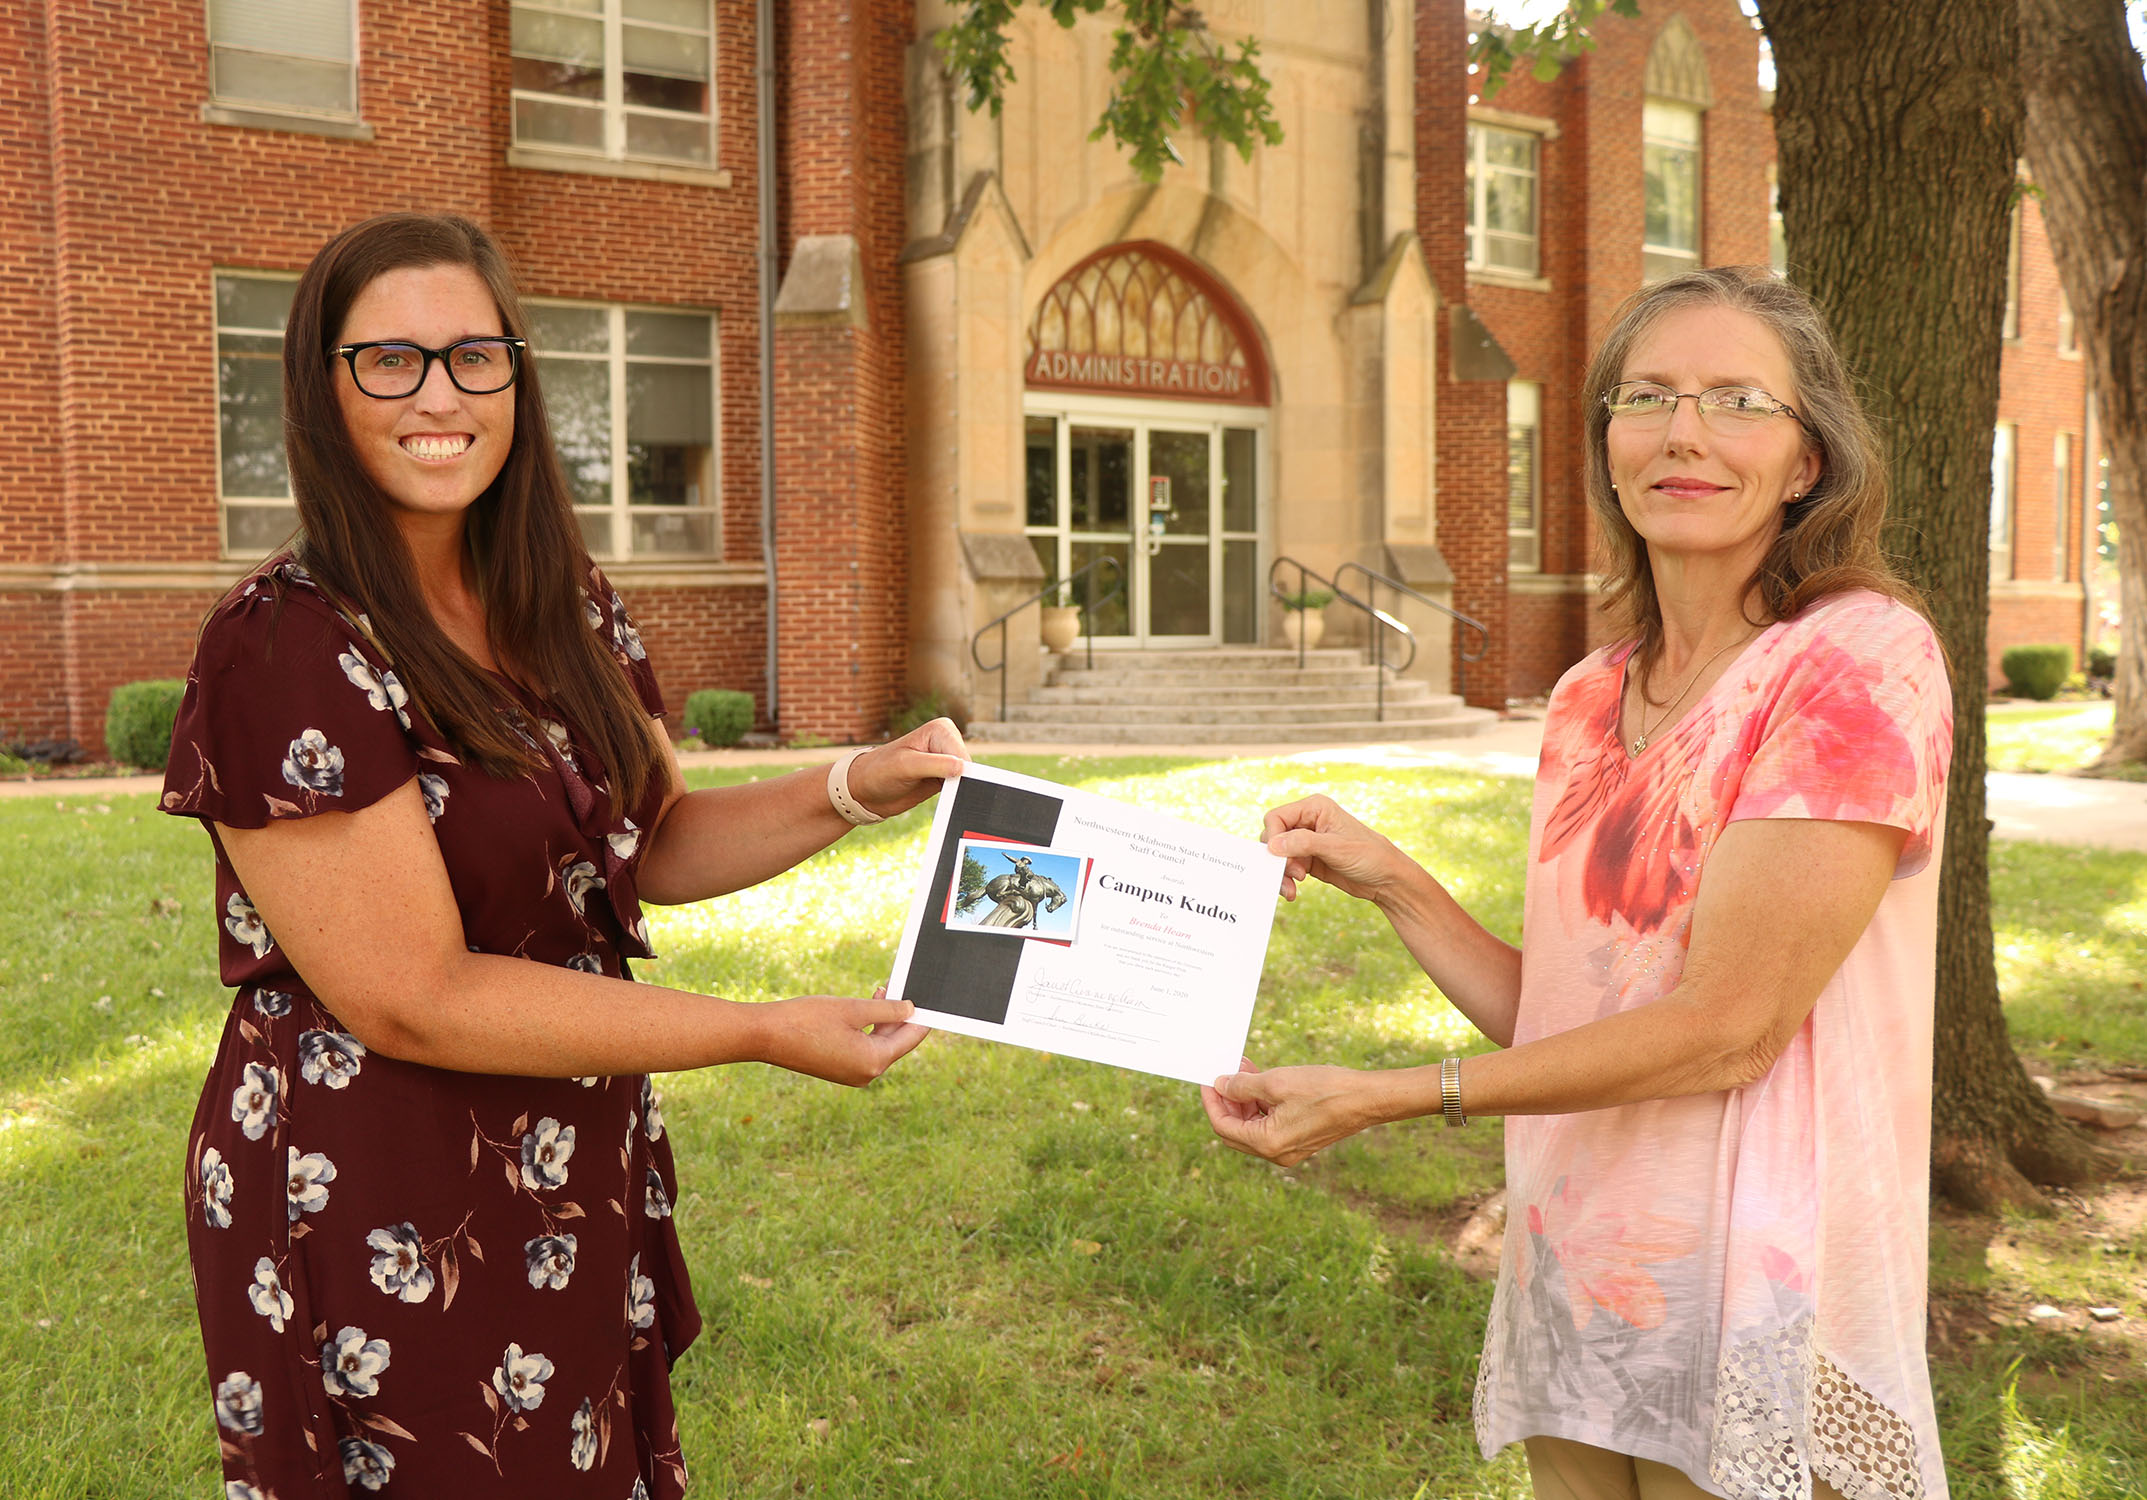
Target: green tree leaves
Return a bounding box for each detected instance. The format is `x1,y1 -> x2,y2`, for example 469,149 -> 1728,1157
1467,0 -> 1645,97
938,1 -> 1283,183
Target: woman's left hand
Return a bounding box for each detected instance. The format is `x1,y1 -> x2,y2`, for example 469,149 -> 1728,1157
1200,1058 -> 1388,1167
844,717 -> 970,819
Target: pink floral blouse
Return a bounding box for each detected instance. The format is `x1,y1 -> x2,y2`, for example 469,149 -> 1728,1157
1471,591 -> 1955,1500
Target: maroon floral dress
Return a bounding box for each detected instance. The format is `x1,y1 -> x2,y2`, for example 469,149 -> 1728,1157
162,556 -> 698,1499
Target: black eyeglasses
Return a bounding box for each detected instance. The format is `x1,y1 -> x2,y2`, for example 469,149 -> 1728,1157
333,338 -> 527,399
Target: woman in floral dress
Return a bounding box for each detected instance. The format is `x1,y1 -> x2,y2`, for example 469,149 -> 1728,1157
1204,268 -> 1953,1499
163,213 -> 963,1498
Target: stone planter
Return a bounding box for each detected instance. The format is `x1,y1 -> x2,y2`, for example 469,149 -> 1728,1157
1281,609 -> 1324,651
1040,604 -> 1082,654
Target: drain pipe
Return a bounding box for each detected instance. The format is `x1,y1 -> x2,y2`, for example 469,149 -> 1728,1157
756,0 -> 780,729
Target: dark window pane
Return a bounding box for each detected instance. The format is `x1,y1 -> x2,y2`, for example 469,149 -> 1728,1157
1147,429 -> 1209,535
218,343 -> 289,497
1070,540 -> 1131,636
513,56 -> 603,100
624,110 -> 710,161
1069,427 -> 1131,532
215,276 -> 294,332
1147,543 -> 1210,637
540,357 -> 611,505
1223,428 -> 1257,532
225,503 -> 297,555
1026,415 -> 1058,528
1223,538 -> 1257,644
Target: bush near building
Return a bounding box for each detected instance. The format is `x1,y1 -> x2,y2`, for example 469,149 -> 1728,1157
681,689 -> 755,748
103,680 -> 186,770
2001,644 -> 2075,701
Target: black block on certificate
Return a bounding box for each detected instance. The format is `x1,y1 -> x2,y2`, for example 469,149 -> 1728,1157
908,776 -> 1063,1025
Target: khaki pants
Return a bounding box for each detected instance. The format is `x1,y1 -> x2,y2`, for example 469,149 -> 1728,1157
1525,1437 -> 1848,1500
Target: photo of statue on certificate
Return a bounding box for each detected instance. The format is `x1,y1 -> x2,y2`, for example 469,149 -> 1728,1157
942,838 -> 1093,943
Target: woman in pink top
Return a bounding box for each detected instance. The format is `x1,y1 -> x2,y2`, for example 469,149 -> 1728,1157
1205,267 -> 1953,1500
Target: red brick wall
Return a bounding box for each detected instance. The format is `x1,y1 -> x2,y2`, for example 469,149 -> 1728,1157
9,0 -> 772,754
0,2 -> 61,570
1453,2 -> 1771,702
1989,194 -> 2092,684
1419,0 -> 1509,709
770,0 -> 911,742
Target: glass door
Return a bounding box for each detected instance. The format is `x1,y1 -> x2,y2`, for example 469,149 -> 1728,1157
1025,406 -> 1264,648
1143,425 -> 1211,643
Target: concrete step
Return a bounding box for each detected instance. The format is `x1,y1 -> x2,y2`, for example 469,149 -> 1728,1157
997,697 -> 1471,726
1048,646 -> 1364,671
1046,665 -> 1395,690
1027,680 -> 1441,708
968,709 -> 1504,746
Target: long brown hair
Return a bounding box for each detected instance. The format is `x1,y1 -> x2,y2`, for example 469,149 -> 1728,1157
279,212 -> 662,811
1581,266 -> 1924,677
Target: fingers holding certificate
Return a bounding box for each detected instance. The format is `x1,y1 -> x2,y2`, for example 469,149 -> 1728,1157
887,762 -> 1285,1086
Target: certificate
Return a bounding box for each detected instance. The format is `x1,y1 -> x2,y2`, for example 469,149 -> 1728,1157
886,761 -> 1285,1085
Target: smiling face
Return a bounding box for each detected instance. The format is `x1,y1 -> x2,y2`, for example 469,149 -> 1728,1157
332,262 -> 515,535
1605,302 -> 1822,577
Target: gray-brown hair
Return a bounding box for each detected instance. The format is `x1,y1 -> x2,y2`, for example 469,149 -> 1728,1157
1580,266 -> 1922,675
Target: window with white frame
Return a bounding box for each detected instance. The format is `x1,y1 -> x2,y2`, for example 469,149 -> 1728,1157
1990,422 -> 2016,582
1642,101 -> 1702,283
2002,202 -> 2022,340
511,0 -> 713,166
528,302 -> 718,559
208,0 -> 358,118
1767,166 -> 1785,277
2054,431 -> 2075,580
214,272 -> 299,557
1507,381 -> 1541,572
1466,124 -> 1539,276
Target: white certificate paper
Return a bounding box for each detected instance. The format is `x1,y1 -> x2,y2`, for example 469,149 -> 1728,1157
887,761 -> 1285,1086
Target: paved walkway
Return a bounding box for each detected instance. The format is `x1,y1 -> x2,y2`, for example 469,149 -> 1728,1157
11,717 -> 2147,852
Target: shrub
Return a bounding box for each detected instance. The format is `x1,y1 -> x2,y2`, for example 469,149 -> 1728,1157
680,689 -> 755,748
105,679 -> 186,769
890,690 -> 965,738
0,750 -> 27,777
1280,588 -> 1334,611
2001,644 -> 2073,702
2088,645 -> 2116,680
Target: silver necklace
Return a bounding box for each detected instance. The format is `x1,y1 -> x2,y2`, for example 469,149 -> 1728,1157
1628,633 -> 1750,755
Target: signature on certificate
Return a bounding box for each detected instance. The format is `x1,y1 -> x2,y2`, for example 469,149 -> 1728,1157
1026,974 -> 1161,1017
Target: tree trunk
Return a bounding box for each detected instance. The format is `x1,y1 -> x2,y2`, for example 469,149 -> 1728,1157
1759,0 -> 2113,1208
2020,0 -> 2147,768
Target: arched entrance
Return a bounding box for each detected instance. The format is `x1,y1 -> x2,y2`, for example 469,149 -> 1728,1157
1021,242 -> 1274,647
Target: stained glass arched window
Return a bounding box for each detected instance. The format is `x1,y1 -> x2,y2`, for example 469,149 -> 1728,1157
1025,241 -> 1271,405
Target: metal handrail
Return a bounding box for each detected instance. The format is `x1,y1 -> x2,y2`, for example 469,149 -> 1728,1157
970,554 -> 1127,722
1269,556 -> 1416,723
1334,560 -> 1491,704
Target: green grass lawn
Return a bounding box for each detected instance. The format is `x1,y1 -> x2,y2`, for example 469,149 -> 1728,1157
2,756 -> 2142,1497
1987,700 -> 2147,781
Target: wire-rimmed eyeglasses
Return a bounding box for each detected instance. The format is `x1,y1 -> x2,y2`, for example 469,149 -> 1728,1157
1602,381 -> 1811,434
334,338 -> 527,399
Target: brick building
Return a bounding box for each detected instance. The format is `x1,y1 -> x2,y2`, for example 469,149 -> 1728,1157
0,1 -> 2095,760
1455,4 -> 2097,701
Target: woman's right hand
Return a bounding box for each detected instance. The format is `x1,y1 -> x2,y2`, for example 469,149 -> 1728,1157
1261,794 -> 1412,903
755,992 -> 929,1086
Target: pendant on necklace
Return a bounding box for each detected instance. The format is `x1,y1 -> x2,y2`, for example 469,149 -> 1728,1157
1629,734 -> 1647,755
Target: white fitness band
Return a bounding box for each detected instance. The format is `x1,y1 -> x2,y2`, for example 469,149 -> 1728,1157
826,747 -> 885,826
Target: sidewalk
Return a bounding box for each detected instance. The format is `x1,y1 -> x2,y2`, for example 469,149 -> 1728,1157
11,718 -> 2147,853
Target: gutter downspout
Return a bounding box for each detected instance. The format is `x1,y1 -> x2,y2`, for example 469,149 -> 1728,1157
756,0 -> 780,729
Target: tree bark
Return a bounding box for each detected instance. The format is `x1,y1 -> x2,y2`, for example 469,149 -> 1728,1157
1759,0 -> 2112,1208
2020,0 -> 2147,768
